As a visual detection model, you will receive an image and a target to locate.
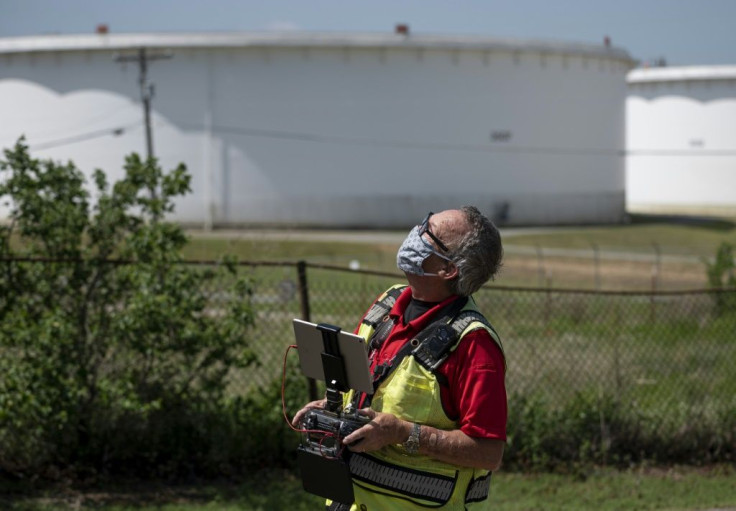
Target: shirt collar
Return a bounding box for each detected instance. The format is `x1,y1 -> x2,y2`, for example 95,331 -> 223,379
390,286 -> 461,330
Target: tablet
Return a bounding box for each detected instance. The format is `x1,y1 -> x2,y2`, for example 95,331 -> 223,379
292,319 -> 373,394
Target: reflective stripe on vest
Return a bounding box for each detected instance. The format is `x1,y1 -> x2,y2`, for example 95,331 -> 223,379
465,473 -> 492,503
350,452 -> 457,504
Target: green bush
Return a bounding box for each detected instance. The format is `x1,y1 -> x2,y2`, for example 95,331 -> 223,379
0,139 -> 257,478
505,389 -> 735,473
226,363 -> 310,472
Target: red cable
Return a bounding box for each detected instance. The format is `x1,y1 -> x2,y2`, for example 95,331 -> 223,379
281,344 -> 301,433
281,343 -> 341,459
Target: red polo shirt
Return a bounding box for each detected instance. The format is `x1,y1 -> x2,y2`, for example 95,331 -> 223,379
356,287 -> 507,442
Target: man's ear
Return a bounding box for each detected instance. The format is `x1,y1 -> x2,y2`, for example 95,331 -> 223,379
441,261 -> 459,280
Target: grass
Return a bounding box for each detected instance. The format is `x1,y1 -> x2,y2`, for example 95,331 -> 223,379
3,466 -> 735,511
505,214 -> 736,257
182,236 -> 396,269
8,213 -> 733,290
181,213 -> 736,291
492,465 -> 736,511
489,292 -> 736,409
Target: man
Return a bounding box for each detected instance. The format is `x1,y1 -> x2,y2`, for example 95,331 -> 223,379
294,206 -> 506,510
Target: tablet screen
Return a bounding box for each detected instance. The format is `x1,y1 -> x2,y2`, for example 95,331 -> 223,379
293,319 -> 373,394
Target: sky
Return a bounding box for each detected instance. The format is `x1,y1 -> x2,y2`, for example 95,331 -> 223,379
1,0 -> 736,67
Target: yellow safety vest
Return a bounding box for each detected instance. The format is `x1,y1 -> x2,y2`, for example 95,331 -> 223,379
338,285 -> 504,510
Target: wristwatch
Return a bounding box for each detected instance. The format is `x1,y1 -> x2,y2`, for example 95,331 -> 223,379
403,422 -> 421,455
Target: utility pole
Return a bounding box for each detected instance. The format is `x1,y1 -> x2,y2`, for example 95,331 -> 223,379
115,48 -> 172,161
115,48 -> 172,219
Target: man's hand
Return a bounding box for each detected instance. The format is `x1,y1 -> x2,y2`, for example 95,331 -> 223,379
291,398 -> 327,428
342,408 -> 505,470
342,409 -> 411,452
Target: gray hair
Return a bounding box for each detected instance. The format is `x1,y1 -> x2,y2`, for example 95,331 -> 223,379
447,206 -> 503,296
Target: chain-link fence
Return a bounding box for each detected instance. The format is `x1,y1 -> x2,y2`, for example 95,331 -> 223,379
2,256 -> 733,468
229,261 -> 735,444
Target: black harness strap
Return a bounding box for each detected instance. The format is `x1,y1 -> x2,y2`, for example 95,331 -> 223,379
362,296 -> 469,406
351,286 -> 404,409
361,286 -> 404,329
361,286 -> 404,351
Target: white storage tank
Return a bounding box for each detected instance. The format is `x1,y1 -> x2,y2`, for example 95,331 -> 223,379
0,30 -> 634,227
627,66 -> 736,217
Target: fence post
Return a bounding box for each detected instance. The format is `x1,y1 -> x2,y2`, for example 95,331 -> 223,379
536,244 -> 546,287
650,243 -> 661,322
296,260 -> 318,401
591,241 -> 601,290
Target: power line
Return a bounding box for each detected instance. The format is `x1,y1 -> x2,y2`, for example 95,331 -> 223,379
185,123 -> 626,157
22,120 -> 736,158
183,122 -> 736,157
626,149 -> 736,157
0,105 -> 135,141
28,122 -> 141,151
